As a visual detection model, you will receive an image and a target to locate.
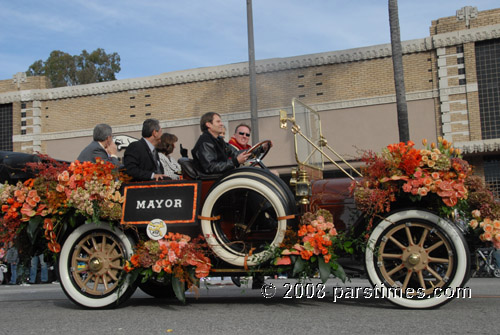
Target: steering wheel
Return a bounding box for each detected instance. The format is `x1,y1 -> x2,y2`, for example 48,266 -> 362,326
246,140 -> 272,168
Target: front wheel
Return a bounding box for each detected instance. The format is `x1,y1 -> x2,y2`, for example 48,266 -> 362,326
365,209 -> 470,309
58,223 -> 137,308
201,176 -> 289,267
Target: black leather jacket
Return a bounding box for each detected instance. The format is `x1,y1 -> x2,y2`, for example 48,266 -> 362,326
192,131 -> 241,174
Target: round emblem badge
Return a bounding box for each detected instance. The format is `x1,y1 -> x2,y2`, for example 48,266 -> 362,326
146,219 -> 167,240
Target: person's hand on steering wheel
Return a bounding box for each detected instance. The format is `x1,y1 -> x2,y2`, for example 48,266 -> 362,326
237,150 -> 252,164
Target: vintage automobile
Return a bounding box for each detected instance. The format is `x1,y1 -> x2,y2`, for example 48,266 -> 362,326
0,99 -> 471,309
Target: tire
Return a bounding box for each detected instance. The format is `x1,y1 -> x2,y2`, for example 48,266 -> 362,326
58,223 -> 137,308
220,167 -> 297,216
138,279 -> 176,299
364,209 -> 470,309
201,176 -> 289,267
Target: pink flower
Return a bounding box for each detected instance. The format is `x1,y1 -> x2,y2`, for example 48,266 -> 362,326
423,177 -> 433,187
417,187 -> 428,197
275,256 -> 291,266
484,224 -> 494,233
469,220 -> 479,229
493,220 -> 500,230
483,232 -> 493,241
472,210 -> 481,219
402,182 -> 412,193
152,263 -> 162,273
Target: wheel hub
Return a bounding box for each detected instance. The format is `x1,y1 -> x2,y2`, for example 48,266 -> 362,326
402,245 -> 428,271
408,253 -> 420,265
88,257 -> 103,272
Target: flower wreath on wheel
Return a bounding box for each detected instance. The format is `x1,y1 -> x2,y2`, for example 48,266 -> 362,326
350,137 -> 500,249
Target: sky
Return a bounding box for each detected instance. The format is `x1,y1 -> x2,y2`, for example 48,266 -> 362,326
0,0 -> 498,81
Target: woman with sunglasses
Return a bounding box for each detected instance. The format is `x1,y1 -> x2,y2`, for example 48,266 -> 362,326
229,123 -> 252,150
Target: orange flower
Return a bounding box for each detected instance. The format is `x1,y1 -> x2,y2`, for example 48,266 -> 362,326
300,249 -> 313,260
324,254 -> 331,263
48,242 -> 61,253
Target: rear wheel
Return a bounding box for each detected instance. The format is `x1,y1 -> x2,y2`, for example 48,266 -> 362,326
138,279 -> 176,298
365,209 -> 470,309
201,176 -> 289,267
59,223 -> 137,308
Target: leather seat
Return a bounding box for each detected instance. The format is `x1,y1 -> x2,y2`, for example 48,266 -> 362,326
178,157 -> 221,180
0,151 -> 41,183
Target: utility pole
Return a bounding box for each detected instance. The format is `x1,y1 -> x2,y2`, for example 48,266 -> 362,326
246,0 -> 259,143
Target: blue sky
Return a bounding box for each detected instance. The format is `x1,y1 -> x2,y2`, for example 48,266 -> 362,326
0,0 -> 498,81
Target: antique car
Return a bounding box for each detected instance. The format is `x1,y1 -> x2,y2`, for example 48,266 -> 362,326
0,99 -> 471,309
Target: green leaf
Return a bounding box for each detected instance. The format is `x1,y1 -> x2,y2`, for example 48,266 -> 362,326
318,256 -> 331,284
343,241 -> 352,248
27,216 -> 42,244
292,257 -> 306,277
172,277 -> 186,303
332,264 -> 347,283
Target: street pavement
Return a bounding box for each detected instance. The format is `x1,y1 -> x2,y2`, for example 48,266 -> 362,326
0,277 -> 499,334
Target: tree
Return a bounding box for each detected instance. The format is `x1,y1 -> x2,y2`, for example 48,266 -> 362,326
388,0 -> 410,143
26,48 -> 120,88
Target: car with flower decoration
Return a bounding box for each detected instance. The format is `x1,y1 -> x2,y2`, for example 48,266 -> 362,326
1,99 -> 497,309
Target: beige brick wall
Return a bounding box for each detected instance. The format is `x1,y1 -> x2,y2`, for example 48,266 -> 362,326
430,8 -> 500,35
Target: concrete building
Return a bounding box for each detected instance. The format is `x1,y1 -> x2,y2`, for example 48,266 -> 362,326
1,6 -> 499,194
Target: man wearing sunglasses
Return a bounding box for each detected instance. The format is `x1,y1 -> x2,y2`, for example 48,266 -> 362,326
229,123 -> 252,151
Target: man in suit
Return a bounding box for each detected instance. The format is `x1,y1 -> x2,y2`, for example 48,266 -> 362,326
77,124 -> 120,166
124,118 -> 167,181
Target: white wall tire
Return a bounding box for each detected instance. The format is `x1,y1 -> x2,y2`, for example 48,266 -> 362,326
220,167 -> 297,215
58,223 -> 137,308
365,209 -> 470,309
201,177 -> 289,267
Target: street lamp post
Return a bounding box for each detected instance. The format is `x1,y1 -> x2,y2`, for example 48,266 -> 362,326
246,0 -> 259,143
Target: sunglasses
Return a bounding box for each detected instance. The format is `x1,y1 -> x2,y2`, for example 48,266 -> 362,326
238,132 -> 251,137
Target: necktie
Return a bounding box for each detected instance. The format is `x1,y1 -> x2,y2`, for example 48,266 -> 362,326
152,149 -> 162,174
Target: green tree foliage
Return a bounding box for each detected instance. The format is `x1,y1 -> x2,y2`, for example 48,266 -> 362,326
26,48 -> 120,88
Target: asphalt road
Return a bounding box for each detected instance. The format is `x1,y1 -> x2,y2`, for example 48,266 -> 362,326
0,278 -> 498,335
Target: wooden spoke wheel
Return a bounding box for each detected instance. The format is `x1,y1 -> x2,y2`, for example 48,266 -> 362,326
365,209 -> 470,309
59,223 -> 137,308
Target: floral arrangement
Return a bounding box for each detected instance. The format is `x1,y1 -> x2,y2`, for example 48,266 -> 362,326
469,211 -> 500,248
352,138 -> 471,224
0,157 -> 125,252
273,209 -> 351,283
124,232 -> 212,302
465,176 -> 500,248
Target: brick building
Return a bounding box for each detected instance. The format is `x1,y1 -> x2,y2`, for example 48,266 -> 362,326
0,6 -> 499,193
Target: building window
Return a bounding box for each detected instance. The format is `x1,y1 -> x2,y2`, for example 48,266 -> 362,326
484,156 -> 500,198
0,103 -> 13,151
476,38 -> 500,139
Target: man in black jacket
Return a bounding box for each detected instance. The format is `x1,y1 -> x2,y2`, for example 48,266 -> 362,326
124,119 -> 167,181
192,112 -> 250,174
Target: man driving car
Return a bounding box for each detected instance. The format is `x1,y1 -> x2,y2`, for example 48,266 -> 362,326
192,112 -> 251,174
